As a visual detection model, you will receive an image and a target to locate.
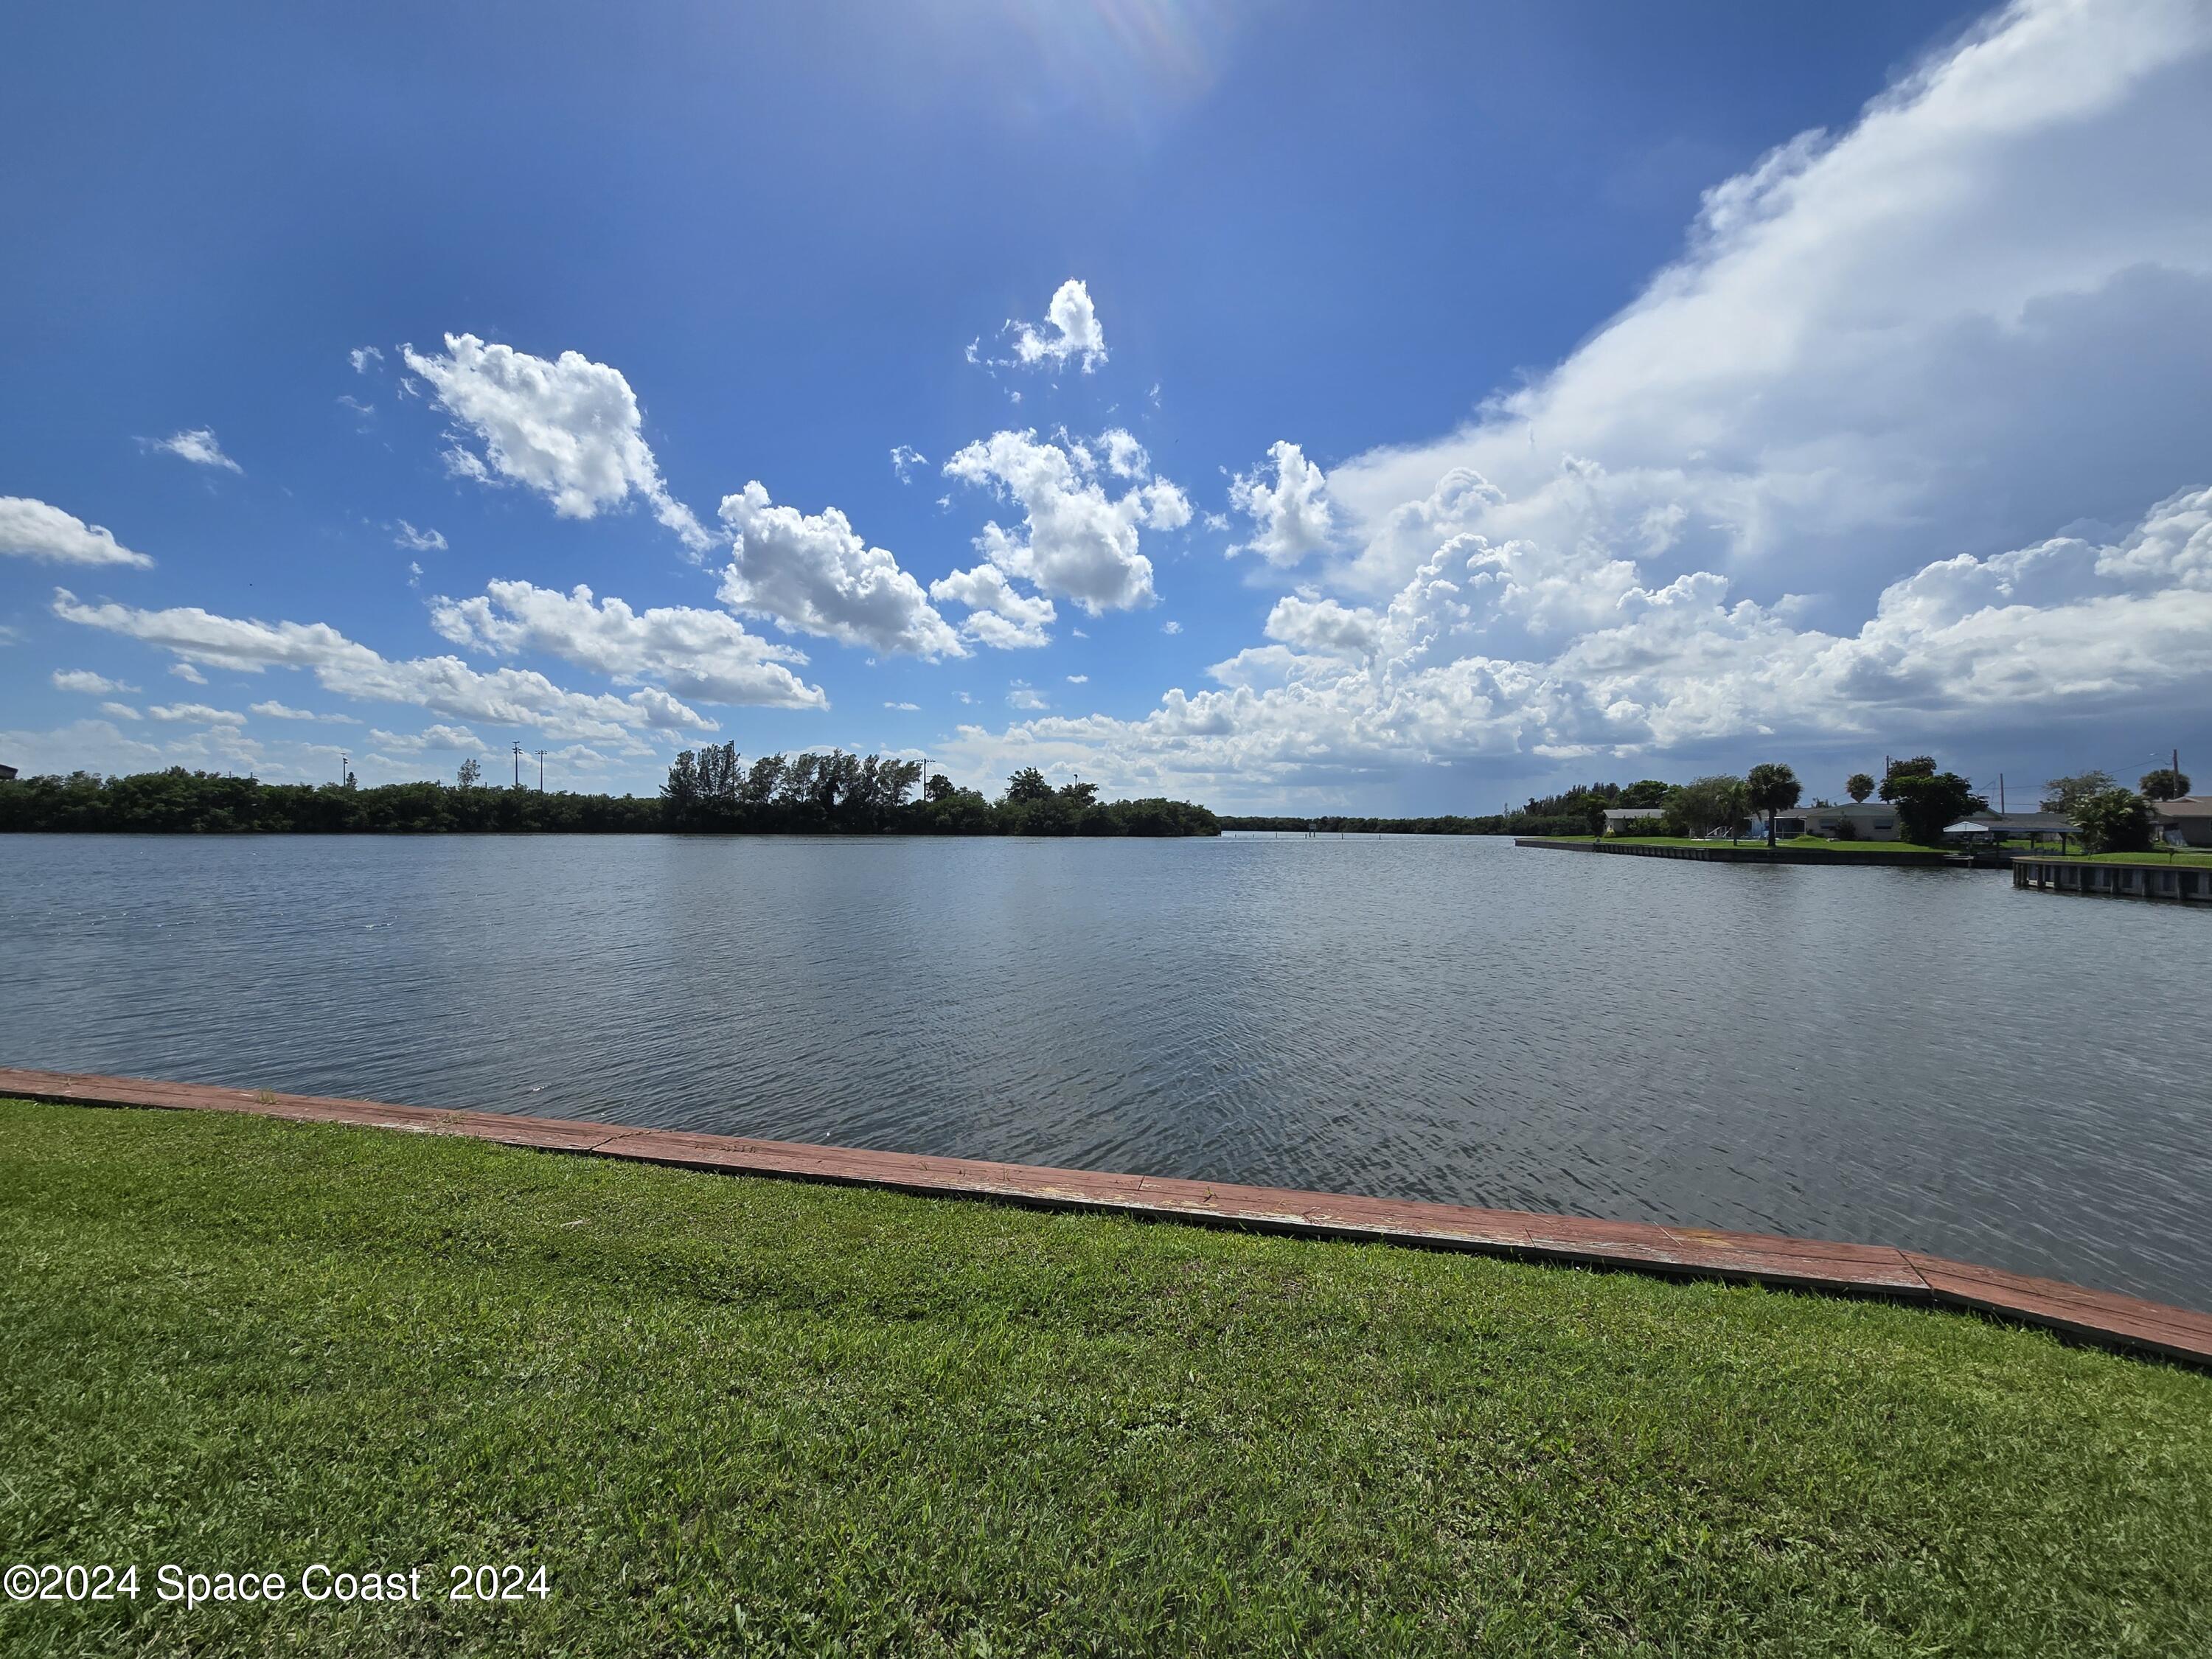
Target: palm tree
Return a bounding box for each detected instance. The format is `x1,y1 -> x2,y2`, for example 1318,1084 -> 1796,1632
1746,762 -> 1802,848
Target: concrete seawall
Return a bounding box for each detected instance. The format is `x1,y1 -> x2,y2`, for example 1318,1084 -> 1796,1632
1516,837 -> 1959,867
2014,855 -> 2212,904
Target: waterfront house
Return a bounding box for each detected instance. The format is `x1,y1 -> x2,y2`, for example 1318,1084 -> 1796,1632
0,762 -> 16,780
2153,796 -> 2212,847
1768,802 -> 1899,841
1602,807 -> 1666,835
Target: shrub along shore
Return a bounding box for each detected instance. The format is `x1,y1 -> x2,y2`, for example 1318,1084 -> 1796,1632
3,1097 -> 2208,1656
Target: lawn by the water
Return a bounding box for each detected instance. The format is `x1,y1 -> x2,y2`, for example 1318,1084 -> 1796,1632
3,1099 -> 2208,1657
1591,837 -> 2212,865
1588,835 -> 1955,855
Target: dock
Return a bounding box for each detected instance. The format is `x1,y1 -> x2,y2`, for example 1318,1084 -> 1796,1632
2014,855 -> 2212,904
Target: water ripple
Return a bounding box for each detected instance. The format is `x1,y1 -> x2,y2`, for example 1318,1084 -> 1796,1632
4,832 -> 2209,1310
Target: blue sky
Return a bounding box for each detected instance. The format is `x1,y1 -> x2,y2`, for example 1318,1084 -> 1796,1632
7,0 -> 2209,811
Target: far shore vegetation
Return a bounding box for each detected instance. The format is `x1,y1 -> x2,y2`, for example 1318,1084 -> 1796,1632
0,751 -> 1219,838
6,1098 -> 2209,1657
1471,754 -> 2199,857
2,748 -> 2191,855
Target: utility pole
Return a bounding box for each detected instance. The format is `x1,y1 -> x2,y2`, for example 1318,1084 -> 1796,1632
536,749 -> 546,791
338,751 -> 348,782
919,757 -> 928,800
1999,773 -> 2005,815
512,741 -> 522,788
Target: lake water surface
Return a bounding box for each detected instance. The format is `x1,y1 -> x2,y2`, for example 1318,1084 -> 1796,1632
6,832 -> 2208,1311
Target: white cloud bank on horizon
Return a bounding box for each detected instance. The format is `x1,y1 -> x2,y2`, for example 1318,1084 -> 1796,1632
53,588 -> 720,745
940,0 -> 2212,801
402,333 -> 712,553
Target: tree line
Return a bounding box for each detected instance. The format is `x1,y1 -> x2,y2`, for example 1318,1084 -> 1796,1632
0,753 -> 1220,838
1219,782 -> 1680,838
661,745 -> 1220,836
1220,757 -> 2188,853
1594,757 -> 2188,852
2034,766 -> 2188,854
1595,759 -> 1991,846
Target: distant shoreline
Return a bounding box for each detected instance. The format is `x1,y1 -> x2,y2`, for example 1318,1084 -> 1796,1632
0,770 -> 1220,838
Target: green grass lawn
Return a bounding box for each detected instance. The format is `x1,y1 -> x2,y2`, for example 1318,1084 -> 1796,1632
4,1100 -> 2208,1657
1587,837 -> 2212,866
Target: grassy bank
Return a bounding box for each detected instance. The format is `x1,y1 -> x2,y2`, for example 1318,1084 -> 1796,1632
1593,835 -> 1955,855
3,1100 -> 2208,1656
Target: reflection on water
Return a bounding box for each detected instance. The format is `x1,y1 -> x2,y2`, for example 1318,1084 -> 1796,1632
6,832 -> 2209,1310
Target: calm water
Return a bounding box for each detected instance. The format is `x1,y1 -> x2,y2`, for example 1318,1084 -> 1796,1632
5,832 -> 2209,1310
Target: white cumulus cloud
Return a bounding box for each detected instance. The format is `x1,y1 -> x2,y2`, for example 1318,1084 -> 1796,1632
52,669 -> 137,695
1009,278 -> 1107,372
394,521 -> 447,552
1228,442 -> 1337,567
943,430 -> 1189,613
928,562 -> 1058,649
1,498 -> 155,568
1262,593 -> 1382,657
1327,0 -> 2212,618
717,483 -> 964,658
430,578 -> 827,709
401,333 -> 711,552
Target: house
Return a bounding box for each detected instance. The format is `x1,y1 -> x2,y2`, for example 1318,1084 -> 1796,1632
2153,796 -> 2212,848
1767,802 -> 1899,841
0,762 -> 17,781
1602,807 -> 1666,834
